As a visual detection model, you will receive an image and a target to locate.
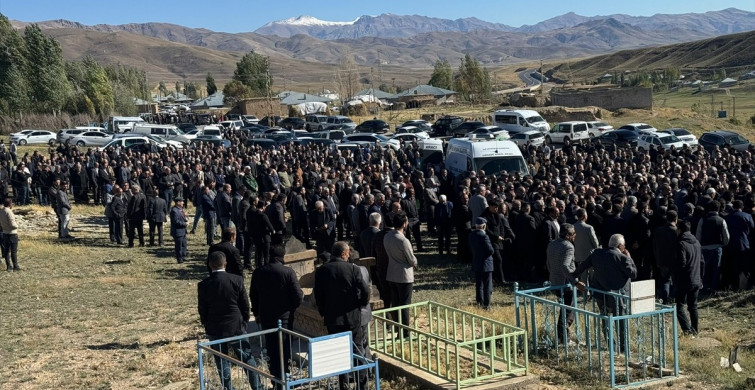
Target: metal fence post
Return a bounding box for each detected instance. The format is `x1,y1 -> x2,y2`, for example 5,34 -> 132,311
197,343 -> 206,390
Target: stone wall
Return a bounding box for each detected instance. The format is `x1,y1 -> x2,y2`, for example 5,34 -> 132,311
550,87 -> 652,111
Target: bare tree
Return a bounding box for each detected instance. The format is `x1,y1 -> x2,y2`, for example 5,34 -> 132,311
334,52 -> 360,105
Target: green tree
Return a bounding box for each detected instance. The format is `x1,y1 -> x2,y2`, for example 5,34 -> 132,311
222,80 -> 252,107
206,72 -> 217,95
0,14 -> 30,114
454,54 -> 491,103
428,59 -> 453,90
158,80 -> 168,97
175,81 -> 182,94
232,50 -> 272,97
82,57 -> 114,118
184,81 -> 200,100
23,24 -> 70,113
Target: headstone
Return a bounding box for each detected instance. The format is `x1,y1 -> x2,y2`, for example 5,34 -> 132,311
630,280 -> 656,314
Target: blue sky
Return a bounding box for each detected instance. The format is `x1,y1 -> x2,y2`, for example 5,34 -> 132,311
1,0 -> 752,33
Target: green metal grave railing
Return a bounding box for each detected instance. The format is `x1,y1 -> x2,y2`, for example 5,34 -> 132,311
368,301 -> 528,389
514,283 -> 679,388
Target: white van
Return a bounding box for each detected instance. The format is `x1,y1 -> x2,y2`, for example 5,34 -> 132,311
418,138 -> 444,169
445,137 -> 529,177
107,116 -> 145,133
131,124 -> 194,144
491,109 -> 550,133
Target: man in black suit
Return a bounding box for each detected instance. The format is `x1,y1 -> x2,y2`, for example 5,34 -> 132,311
147,189 -> 167,246
198,252 -> 260,390
209,227 -> 244,278
314,241 -> 371,390
309,200 -> 335,255
249,245 -> 303,386
200,186 -> 216,246
127,185 -> 147,247
110,186 -> 126,245
247,200 -> 274,269
170,197 -> 188,263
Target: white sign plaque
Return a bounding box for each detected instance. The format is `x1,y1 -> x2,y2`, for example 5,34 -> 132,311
309,333 -> 353,378
630,279 -> 656,314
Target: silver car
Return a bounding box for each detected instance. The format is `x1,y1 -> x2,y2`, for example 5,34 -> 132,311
70,131 -> 112,147
11,130 -> 56,145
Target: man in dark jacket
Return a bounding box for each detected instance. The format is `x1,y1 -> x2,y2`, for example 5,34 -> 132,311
209,227 -> 245,278
200,186 -> 217,246
359,213 -> 381,258
250,245 -> 303,384
674,221 -> 703,335
198,252 -> 260,390
169,197 -> 187,263
314,241 -> 370,390
147,189 -> 167,246
434,194 -> 454,255
127,185 -> 147,247
247,200 -> 275,268
470,217 -> 494,309
514,202 -> 538,282
215,183 -> 233,231
723,200 -> 753,290
110,186 -> 126,245
481,199 -> 515,285
400,188 -> 423,252
695,201 -> 730,292
653,210 -> 678,304
266,194 -> 286,245
309,200 -> 335,255
452,192 -> 472,263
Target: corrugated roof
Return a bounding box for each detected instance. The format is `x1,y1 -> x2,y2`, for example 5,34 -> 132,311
190,92 -> 225,108
395,84 -> 456,98
278,91 -> 334,105
354,88 -> 397,100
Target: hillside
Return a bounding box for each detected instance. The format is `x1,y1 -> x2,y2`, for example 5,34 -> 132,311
550,30 -> 755,79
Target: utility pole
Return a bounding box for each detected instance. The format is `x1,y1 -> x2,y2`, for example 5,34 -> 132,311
539,59 -> 544,97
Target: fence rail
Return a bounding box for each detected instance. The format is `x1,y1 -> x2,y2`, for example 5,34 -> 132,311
198,325 -> 379,390
368,301 -> 528,390
514,283 -> 679,388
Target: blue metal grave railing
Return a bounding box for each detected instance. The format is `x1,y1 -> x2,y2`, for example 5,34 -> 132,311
369,301 -> 528,390
514,283 -> 679,388
197,324 -> 379,390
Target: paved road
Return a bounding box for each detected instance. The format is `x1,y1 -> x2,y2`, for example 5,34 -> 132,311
518,68 -> 540,87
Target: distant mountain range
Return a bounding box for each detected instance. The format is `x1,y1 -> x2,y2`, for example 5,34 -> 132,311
7,8 -> 755,85
254,9 -> 754,39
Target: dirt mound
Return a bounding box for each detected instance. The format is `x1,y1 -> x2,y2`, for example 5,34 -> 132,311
538,106 -> 601,123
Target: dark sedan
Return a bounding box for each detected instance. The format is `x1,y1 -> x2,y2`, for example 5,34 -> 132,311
279,117 -> 306,130
591,130 -> 639,148
452,121 -> 486,137
699,130 -> 751,152
355,119 -> 390,134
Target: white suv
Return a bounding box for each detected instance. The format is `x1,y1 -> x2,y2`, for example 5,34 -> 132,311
637,132 -> 685,151
545,121 -> 590,145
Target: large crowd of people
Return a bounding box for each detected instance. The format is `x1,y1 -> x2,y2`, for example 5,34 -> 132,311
2,129 -> 754,290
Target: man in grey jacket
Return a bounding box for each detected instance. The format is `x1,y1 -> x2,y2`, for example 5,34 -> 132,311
546,223 -> 577,342
56,181 -> 73,239
385,212 -> 417,337
573,208 -> 599,285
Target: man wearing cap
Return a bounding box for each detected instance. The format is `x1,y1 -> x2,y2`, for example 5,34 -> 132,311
170,196 -> 188,264
249,245 -> 303,385
469,217 -> 494,309
147,189 -> 167,247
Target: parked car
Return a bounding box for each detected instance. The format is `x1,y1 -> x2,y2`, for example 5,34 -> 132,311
394,125 -> 430,139
617,123 -> 658,133
100,136 -> 158,151
545,121 -> 590,145
355,119 -> 390,134
219,120 -> 244,131
465,126 -> 508,139
11,130 -> 56,145
279,117 -> 306,130
390,133 -> 425,143
342,133 -> 400,151
246,138 -> 279,150
586,121 -> 614,137
397,120 -> 432,134
190,137 -> 232,149
432,116 -> 464,137
10,129 -> 36,138
659,128 -> 698,147
699,130 -> 751,152
509,130 -> 545,148
305,114 -> 328,131
451,121 -> 485,138
242,115 -> 259,125
637,132 -> 685,151
321,123 -> 356,133
311,130 -> 346,141
70,131 -> 112,147
323,115 -> 356,131
199,126 -> 223,138
56,128 -> 88,144
177,123 -> 197,133
591,130 -> 639,148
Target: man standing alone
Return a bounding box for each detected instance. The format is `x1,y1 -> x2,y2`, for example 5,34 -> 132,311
170,197 -> 188,264
546,223 -> 577,343
127,185 -> 147,247
56,181 -> 73,239
469,217 -> 494,309
0,198 -> 20,271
